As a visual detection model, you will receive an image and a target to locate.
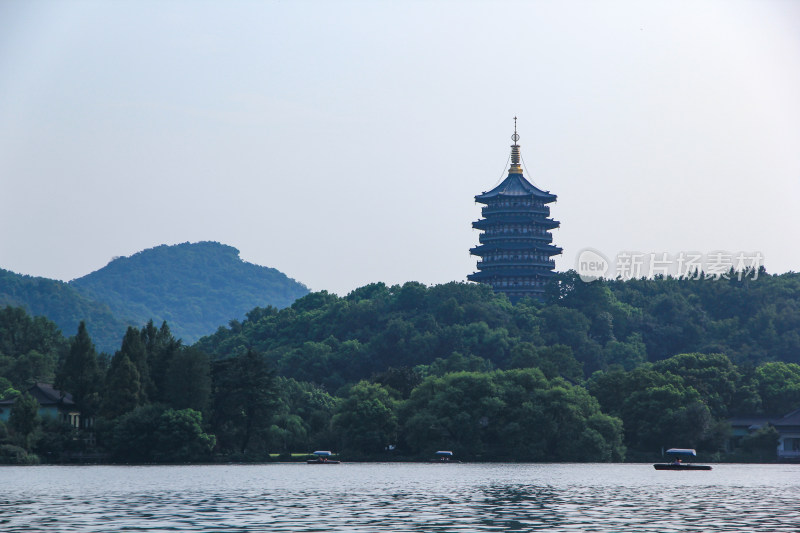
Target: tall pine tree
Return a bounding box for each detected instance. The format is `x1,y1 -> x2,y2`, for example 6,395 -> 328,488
103,353 -> 142,419
55,322 -> 101,420
117,327 -> 151,402
212,349 -> 277,454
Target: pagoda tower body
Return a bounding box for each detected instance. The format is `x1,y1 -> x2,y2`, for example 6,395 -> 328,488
468,125 -> 561,301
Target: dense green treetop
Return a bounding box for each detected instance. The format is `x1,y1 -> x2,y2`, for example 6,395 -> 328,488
8,391 -> 40,450
107,404 -> 215,463
604,270 -> 800,365
268,377 -> 339,453
0,306 -> 68,391
332,380 -> 399,456
754,362 -> 800,414
402,368 -> 625,461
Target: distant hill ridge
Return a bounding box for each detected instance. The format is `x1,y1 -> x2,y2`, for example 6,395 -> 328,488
0,242 -> 309,352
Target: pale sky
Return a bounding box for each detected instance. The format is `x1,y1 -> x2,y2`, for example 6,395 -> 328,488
1,0 -> 799,295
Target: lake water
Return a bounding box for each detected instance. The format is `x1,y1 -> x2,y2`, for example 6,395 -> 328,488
1,463 -> 798,532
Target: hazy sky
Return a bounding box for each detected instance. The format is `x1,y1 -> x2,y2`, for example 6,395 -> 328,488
1,0 -> 799,295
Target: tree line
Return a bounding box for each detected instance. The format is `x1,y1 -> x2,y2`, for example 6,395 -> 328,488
3,269 -> 800,463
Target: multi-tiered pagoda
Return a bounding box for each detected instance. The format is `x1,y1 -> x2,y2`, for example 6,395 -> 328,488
468,122 -> 561,301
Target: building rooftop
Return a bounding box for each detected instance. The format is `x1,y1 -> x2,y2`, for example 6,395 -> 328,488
0,383 -> 74,407
730,407 -> 800,428
475,173 -> 556,202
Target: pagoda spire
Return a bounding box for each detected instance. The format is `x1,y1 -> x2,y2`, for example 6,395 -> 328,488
509,116 -> 523,175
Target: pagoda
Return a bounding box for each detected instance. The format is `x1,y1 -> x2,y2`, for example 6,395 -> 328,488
468,120 -> 561,301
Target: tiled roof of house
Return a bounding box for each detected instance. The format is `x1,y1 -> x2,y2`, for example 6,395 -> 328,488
30,383 -> 74,406
729,416 -> 770,428
730,407 -> 800,428
774,407 -> 800,426
0,383 -> 74,407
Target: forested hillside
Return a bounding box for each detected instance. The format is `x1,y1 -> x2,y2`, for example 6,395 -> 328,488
0,269 -> 133,352
70,242 -> 309,345
192,272 -> 800,461
605,270 -> 800,365
3,270 -> 800,464
198,270 -> 800,389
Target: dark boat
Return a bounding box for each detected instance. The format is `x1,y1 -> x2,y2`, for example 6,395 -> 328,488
654,448 -> 711,470
306,450 -> 340,464
654,463 -> 711,470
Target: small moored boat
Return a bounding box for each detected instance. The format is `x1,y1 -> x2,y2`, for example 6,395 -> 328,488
431,450 -> 460,463
307,450 -> 340,464
654,448 -> 711,470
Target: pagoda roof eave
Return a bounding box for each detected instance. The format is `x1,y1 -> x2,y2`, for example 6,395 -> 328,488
475,174 -> 557,202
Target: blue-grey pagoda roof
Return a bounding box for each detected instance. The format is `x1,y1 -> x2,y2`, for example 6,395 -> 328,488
475,174 -> 557,203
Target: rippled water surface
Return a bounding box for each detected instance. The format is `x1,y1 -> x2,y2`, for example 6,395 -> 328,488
1,463 -> 798,532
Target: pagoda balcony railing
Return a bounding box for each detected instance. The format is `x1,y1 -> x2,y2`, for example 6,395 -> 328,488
482,205 -> 550,217
477,259 -> 556,269
479,233 -> 554,244
475,226 -> 554,236
472,220 -> 558,231
492,286 -> 547,293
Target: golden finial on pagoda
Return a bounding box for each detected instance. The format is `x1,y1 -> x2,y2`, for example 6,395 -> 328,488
509,116 -> 523,175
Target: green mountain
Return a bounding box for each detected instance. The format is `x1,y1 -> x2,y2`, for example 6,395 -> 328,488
0,242 -> 309,352
70,242 -> 309,347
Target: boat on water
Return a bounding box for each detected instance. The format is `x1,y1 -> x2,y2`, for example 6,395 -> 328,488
431,450 -> 460,463
653,448 -> 711,470
306,450 -> 340,464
